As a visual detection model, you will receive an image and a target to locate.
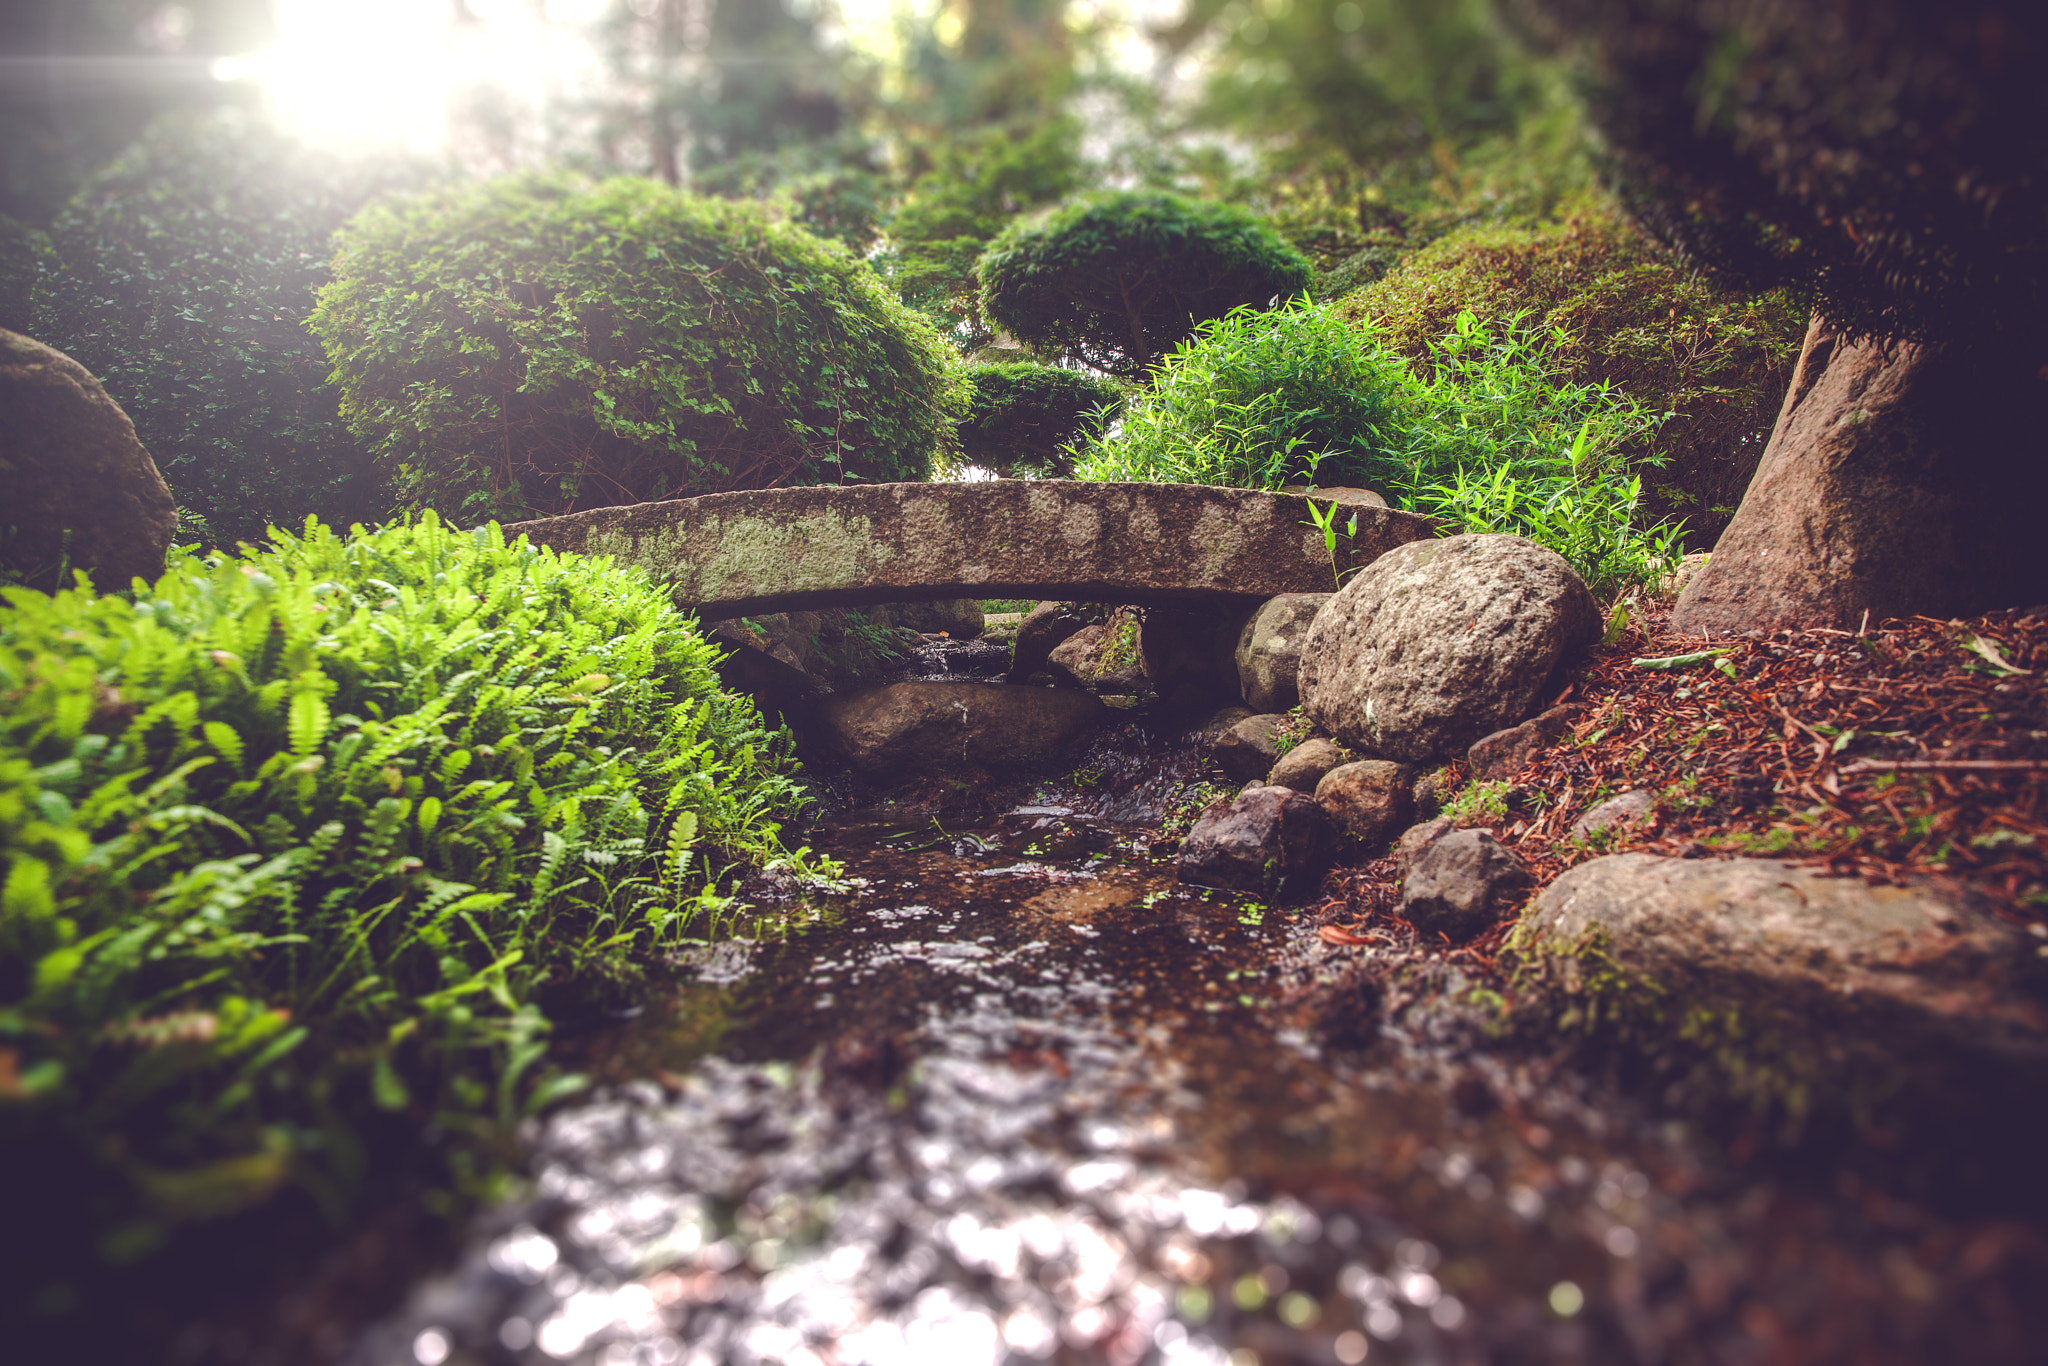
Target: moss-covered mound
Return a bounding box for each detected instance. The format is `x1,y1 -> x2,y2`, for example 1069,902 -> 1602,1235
1336,203 -> 1807,544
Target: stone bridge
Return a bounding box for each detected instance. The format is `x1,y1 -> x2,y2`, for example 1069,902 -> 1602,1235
505,481 -> 1436,619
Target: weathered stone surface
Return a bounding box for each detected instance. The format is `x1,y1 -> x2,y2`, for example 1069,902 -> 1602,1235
506,482 -> 1435,619
1315,760 -> 1415,846
820,681 -> 1105,774
1177,785 -> 1337,900
1299,534 -> 1601,763
1466,705 -> 1583,783
1400,829 -> 1532,942
1673,314 -> 2048,633
1412,769 -> 1451,822
1393,817 -> 1454,879
1211,714 -> 1287,784
1047,608 -> 1149,693
1266,737 -> 1347,794
1569,790 -> 1655,845
0,330 -> 177,589
1518,854 -> 2048,1088
1234,593 -> 1329,713
1011,601 -> 1093,677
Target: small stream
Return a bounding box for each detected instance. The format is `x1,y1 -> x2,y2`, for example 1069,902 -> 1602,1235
347,670 -> 2044,1366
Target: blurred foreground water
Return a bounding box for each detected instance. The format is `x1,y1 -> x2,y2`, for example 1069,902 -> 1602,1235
349,712 -> 2044,1366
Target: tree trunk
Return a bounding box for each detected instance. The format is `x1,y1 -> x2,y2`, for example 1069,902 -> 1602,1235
1672,311 -> 2048,634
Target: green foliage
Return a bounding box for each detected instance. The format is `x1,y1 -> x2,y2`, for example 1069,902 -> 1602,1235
1338,203 -> 1806,542
955,362 -> 1122,476
977,191 -> 1312,376
1443,778 -> 1516,826
1075,300 -> 1680,596
0,514 -> 814,1300
878,119 -> 1082,349
311,174 -> 968,524
30,111 -> 423,544
1073,298 -> 1407,489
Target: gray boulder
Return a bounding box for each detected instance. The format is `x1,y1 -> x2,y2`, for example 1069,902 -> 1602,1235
1466,704 -> 1582,783
1011,601 -> 1094,677
1234,593 -> 1329,713
1177,785 -> 1337,900
1393,816 -> 1455,879
820,681 -> 1104,774
1315,760 -> 1415,846
1047,607 -> 1149,692
1210,713 -> 1287,783
1516,854 -> 2048,1109
1267,737 -> 1347,793
1400,828 -> 1531,942
0,330 -> 177,590
1299,534 -> 1601,763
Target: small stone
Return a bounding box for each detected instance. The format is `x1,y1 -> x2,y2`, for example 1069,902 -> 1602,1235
1466,704 -> 1583,783
1211,713 -> 1287,783
1400,829 -> 1531,942
1570,790 -> 1656,845
1412,768 -> 1452,821
1267,737 -> 1347,793
1010,601 -> 1094,677
1315,760 -> 1416,846
1393,816 -> 1455,879
1199,705 -> 1254,744
1177,785 -> 1337,900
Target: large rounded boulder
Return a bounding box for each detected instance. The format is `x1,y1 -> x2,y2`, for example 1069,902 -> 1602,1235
1298,534 -> 1599,763
0,330 -> 178,590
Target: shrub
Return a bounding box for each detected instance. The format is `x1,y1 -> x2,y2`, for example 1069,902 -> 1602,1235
0,514 -> 816,1313
1336,203 -> 1806,542
977,191 -> 1312,377
1073,301 -> 1680,597
1072,299 -> 1408,489
955,362 -> 1123,476
31,111 -> 423,544
311,174 -> 967,524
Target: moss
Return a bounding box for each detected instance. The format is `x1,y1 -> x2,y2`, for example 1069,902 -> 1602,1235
1503,921 -> 1905,1141
1336,199 -> 1807,546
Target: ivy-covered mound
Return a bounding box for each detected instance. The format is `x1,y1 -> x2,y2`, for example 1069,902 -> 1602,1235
31,111 -> 425,545
976,190 -> 1312,377
0,514 -> 815,1319
954,361 -> 1123,476
311,174 -> 968,524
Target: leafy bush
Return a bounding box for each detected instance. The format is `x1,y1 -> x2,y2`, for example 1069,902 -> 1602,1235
1336,203 -> 1806,542
1074,301 -> 1679,596
977,191 -> 1312,376
31,111 -> 423,544
311,174 -> 968,524
1073,299 -> 1407,489
955,362 -> 1123,476
0,514 -> 815,1310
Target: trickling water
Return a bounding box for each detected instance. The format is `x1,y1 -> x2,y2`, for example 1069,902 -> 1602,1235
351,716 -> 2046,1366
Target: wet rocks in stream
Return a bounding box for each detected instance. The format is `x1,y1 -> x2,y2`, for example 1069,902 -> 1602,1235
1177,784 -> 1337,899
1208,713 -> 1287,784
1010,601 -> 1096,679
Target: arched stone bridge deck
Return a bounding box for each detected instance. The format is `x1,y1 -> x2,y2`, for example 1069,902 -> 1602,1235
505,481 -> 1436,619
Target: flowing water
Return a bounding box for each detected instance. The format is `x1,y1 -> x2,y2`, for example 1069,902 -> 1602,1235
347,676 -> 2046,1366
